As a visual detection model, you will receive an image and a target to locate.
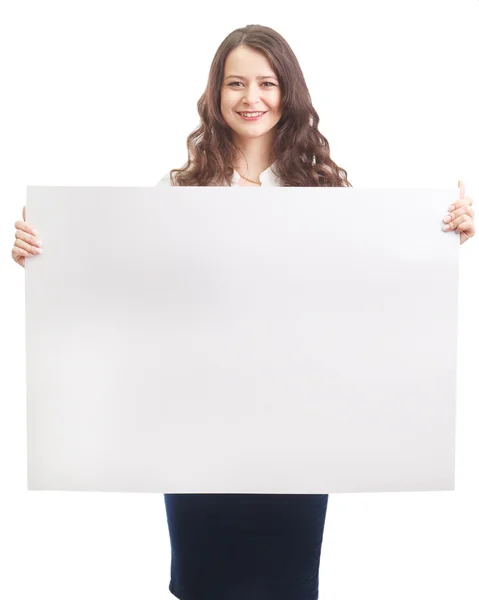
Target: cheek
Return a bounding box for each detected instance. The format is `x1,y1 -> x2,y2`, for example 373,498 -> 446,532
221,98 -> 233,114
271,94 -> 282,112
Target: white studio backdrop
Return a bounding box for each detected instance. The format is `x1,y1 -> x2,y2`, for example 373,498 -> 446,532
0,1 -> 478,599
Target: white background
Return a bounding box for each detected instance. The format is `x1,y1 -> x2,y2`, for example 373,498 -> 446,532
0,0 -> 478,598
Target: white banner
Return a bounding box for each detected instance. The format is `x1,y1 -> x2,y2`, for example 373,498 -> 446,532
25,186 -> 459,493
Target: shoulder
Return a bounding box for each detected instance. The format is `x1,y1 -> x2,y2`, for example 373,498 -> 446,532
156,171 -> 175,187
155,170 -> 224,187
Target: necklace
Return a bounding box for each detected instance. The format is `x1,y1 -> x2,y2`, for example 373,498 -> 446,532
234,169 -> 262,186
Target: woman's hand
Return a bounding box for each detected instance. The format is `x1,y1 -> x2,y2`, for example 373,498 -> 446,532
12,206 -> 43,268
443,181 -> 475,244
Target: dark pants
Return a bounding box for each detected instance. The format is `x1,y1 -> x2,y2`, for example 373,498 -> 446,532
164,493 -> 329,600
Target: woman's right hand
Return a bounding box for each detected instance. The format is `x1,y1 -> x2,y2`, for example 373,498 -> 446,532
12,206 -> 43,268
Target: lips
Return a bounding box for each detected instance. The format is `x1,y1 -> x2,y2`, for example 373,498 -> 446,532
236,111 -> 267,115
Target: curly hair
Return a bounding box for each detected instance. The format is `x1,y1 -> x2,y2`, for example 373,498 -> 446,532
169,24 -> 352,188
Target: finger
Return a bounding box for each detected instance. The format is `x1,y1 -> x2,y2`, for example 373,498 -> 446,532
448,195 -> 473,213
458,180 -> 465,199
14,240 -> 39,256
12,245 -> 35,261
446,204 -> 474,223
15,219 -> 38,237
15,228 -> 42,248
457,218 -> 475,235
451,214 -> 471,231
11,249 -> 26,268
444,213 -> 463,231
15,236 -> 43,255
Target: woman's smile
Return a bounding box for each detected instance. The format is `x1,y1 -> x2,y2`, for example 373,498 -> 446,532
236,110 -> 268,121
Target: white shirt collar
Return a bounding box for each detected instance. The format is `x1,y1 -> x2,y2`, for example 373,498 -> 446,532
158,161 -> 281,187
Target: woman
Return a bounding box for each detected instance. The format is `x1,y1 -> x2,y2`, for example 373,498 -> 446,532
12,23 -> 475,600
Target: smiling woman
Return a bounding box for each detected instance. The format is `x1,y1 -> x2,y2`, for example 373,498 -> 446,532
168,24 -> 351,188
162,24 -> 340,600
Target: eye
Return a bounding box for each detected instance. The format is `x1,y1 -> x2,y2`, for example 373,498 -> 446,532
227,81 -> 277,87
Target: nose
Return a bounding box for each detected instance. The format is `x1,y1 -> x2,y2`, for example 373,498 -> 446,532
242,84 -> 260,106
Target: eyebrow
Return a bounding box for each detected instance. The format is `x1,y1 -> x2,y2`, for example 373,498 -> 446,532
225,75 -> 278,81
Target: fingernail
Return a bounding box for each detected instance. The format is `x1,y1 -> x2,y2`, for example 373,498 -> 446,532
443,224 -> 450,230
32,229 -> 38,235
448,205 -> 455,211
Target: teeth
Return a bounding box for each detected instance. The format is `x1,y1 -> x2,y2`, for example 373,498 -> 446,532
240,112 -> 264,117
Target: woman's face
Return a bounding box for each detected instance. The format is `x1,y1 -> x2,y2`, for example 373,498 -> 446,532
220,45 -> 282,141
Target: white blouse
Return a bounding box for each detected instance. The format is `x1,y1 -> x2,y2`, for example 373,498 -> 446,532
157,163 -> 281,187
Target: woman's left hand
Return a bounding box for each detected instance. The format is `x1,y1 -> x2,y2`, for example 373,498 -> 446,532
443,180 -> 475,244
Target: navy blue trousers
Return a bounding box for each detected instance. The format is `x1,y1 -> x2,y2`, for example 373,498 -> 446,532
164,493 -> 329,600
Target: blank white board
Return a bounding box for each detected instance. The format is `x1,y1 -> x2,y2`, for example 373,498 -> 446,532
25,186 -> 459,493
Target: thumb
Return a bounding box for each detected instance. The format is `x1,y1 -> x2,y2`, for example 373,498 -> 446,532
22,205 -> 26,221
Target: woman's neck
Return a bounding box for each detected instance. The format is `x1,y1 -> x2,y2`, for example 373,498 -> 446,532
231,133 -> 275,180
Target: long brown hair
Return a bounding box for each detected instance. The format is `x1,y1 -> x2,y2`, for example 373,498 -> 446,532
170,24 -> 352,187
